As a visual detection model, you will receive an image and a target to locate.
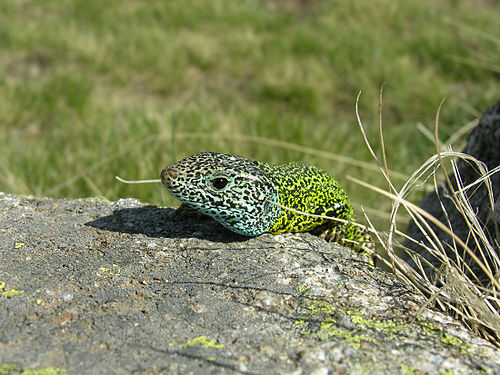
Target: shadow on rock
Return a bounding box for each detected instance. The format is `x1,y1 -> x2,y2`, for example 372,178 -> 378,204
85,206 -> 249,243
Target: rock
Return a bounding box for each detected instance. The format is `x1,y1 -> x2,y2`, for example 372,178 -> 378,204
404,99 -> 500,282
0,193 -> 499,374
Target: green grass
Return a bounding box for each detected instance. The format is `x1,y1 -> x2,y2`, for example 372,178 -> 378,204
1,0 -> 499,229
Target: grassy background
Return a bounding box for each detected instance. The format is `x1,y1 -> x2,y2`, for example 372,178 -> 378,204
1,0 -> 499,230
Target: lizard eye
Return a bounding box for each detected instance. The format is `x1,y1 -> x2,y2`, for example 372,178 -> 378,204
210,176 -> 230,190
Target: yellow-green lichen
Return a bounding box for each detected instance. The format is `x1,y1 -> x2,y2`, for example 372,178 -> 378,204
416,318 -> 472,355
417,319 -> 439,336
293,286 -> 422,349
297,283 -> 311,295
317,321 -> 379,348
401,364 -> 416,375
441,333 -> 463,346
14,242 -> 25,249
349,312 -> 400,340
293,299 -> 383,348
180,336 -> 224,349
298,296 -> 401,335
305,299 -> 337,315
98,264 -> 121,277
350,314 -> 400,332
0,364 -> 66,375
0,364 -> 17,375
292,317 -> 309,327
0,281 -> 24,297
441,333 -> 472,355
295,284 -> 479,357
439,371 -> 456,375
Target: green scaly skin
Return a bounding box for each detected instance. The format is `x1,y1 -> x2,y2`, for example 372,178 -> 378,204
161,152 -> 372,257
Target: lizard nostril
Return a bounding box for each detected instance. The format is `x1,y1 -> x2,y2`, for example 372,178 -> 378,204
160,167 -> 178,187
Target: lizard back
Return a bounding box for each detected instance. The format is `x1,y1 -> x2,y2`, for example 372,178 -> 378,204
255,161 -> 360,242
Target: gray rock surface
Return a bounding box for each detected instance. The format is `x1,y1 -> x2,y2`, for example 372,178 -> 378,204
405,99 -> 500,282
1,193 -> 499,374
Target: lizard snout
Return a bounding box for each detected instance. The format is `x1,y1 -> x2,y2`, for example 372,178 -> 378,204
160,166 -> 178,189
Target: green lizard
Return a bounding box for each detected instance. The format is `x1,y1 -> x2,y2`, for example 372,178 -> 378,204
161,152 -> 372,256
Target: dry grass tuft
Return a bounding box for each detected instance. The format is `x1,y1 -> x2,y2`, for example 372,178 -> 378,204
353,91 -> 500,345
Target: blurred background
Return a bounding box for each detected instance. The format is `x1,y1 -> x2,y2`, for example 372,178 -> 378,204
1,0 -> 499,230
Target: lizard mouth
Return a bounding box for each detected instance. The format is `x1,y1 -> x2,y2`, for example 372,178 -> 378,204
160,167 -> 177,189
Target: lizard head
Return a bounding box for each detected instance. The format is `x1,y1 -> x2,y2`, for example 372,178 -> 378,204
161,152 -> 281,236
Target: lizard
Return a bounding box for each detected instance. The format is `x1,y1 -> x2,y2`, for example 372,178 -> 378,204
161,152 -> 373,258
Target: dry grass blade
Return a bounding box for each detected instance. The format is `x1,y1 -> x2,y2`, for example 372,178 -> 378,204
115,176 -> 161,184
444,17 -> 500,74
266,200 -> 376,235
444,16 -> 500,44
445,118 -> 479,146
167,132 -> 409,179
0,159 -> 30,195
352,93 -> 500,345
45,132 -> 413,198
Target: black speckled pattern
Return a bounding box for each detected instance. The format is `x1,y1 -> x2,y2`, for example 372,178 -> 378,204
161,152 -> 366,249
